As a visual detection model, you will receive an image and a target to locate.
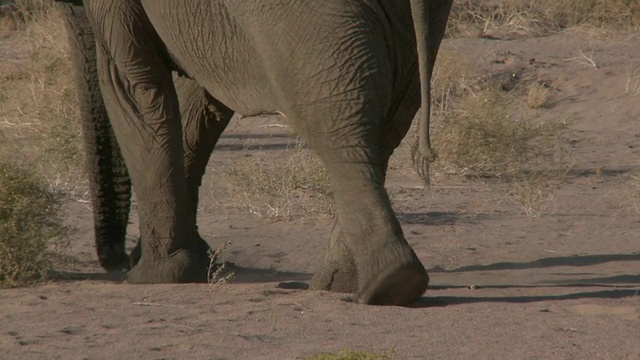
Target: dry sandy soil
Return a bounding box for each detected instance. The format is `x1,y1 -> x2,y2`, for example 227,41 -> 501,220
1,23 -> 639,360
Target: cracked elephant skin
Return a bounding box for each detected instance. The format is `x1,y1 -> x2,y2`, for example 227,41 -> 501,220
58,2 -> 231,273
60,0 -> 453,305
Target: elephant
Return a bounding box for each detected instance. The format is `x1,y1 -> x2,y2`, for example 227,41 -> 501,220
56,0 -> 453,306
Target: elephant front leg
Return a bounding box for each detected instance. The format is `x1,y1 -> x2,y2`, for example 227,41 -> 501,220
177,76 -> 233,219
88,2 -> 208,283
128,78 -> 233,269
180,78 -> 233,267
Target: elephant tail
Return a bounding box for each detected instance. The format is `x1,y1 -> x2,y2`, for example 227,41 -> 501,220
409,0 -> 453,185
58,1 -> 132,271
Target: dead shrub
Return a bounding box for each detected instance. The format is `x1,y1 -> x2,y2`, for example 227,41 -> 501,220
431,45 -> 482,113
448,0 -> 640,37
0,160 -> 70,287
306,350 -> 394,360
508,170 -> 558,218
526,83 -> 551,109
431,89 -> 568,179
0,0 -> 84,194
216,141 -> 333,219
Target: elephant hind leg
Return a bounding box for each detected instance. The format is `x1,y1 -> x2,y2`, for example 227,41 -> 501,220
310,148 -> 428,305
179,80 -> 233,273
320,156 -> 428,306
292,108 -> 426,304
310,219 -> 357,294
310,145 -> 405,295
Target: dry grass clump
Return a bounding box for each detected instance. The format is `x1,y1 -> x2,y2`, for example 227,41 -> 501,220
431,89 -> 568,179
448,0 -> 640,37
207,240 -> 235,290
0,0 -> 84,194
307,350 -> 394,360
508,170 -> 558,218
217,142 -> 333,219
628,172 -> 640,215
0,160 -> 70,287
526,83 -> 551,109
0,0 -> 53,29
431,45 -> 481,113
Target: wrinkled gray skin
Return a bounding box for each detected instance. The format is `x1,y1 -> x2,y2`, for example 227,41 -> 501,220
57,2 -> 229,272
60,0 -> 453,305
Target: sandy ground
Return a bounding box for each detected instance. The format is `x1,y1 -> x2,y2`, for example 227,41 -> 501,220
1,28 -> 639,359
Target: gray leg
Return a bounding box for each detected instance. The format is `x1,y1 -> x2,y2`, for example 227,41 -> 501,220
311,149 -> 398,294
311,218 -> 358,293
320,154 -> 427,305
87,1 -> 206,283
128,77 -> 233,268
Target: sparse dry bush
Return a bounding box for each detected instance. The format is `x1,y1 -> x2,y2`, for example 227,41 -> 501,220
526,83 -> 551,109
0,160 -> 70,287
448,0 -> 640,38
431,89 -> 568,179
0,0 -> 53,27
508,170 -> 557,218
431,45 -> 481,113
307,350 -> 394,360
0,0 -> 84,194
629,172 -> 640,215
216,141 -> 333,219
207,240 -> 234,289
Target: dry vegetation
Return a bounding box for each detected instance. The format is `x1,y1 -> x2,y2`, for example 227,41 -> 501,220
0,0 -> 83,195
431,88 -> 568,179
0,160 -> 69,287
426,42 -> 570,217
215,141 -> 333,219
0,0 -> 77,286
448,0 -> 640,37
306,350 -> 394,360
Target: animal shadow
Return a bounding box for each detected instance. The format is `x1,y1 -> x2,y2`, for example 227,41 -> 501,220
412,253 -> 640,308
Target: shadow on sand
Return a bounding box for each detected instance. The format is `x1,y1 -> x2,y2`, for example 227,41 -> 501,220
414,288 -> 639,308
429,253 -> 640,273
51,262 -> 311,286
52,255 -> 638,308
412,253 -> 640,308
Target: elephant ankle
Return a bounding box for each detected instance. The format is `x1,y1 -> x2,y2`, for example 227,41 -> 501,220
354,247 -> 429,305
311,233 -> 357,293
98,247 -> 130,273
126,247 -> 210,284
311,265 -> 357,293
129,235 -> 211,271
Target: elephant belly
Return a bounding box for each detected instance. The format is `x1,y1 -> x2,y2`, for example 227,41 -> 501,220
141,0 -> 420,122
141,0 -> 278,116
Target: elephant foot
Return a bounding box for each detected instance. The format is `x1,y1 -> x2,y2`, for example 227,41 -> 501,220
126,246 -> 210,284
129,239 -> 142,269
311,222 -> 428,305
355,246 -> 429,306
129,235 -> 212,270
310,230 -> 357,293
97,246 -> 130,273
